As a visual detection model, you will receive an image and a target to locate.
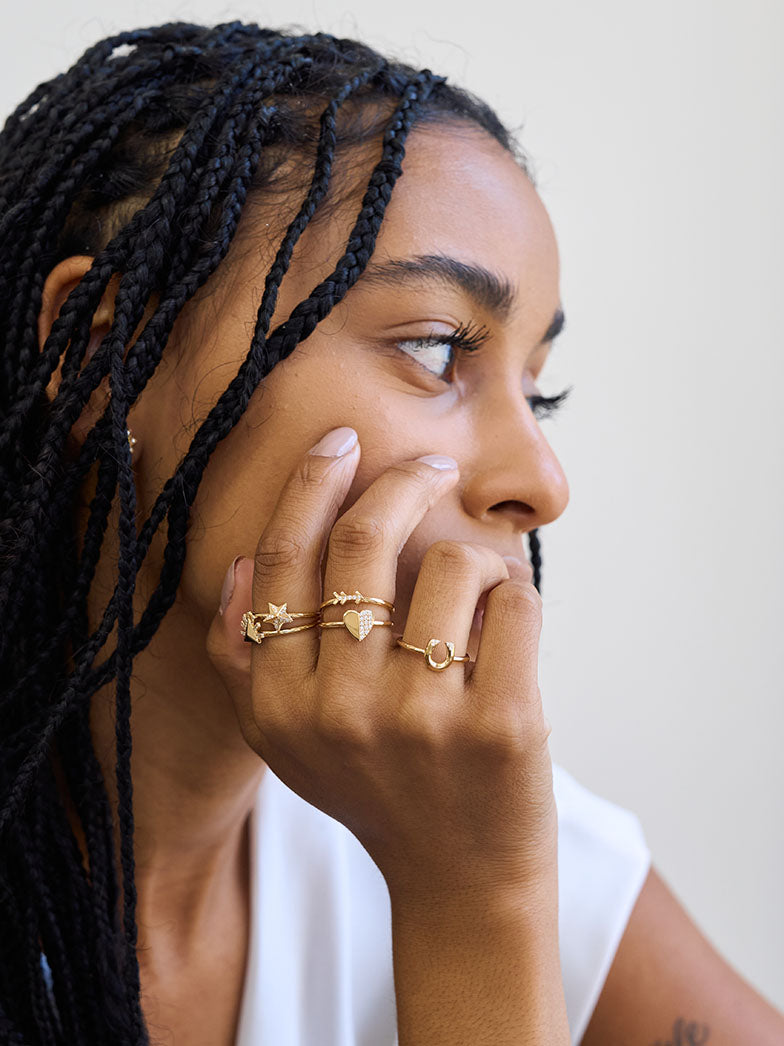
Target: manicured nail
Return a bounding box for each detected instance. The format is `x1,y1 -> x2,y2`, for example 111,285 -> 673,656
219,555 -> 243,615
417,454 -> 458,470
309,427 -> 358,457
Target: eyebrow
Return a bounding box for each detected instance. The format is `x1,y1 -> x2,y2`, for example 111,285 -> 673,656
359,253 -> 565,345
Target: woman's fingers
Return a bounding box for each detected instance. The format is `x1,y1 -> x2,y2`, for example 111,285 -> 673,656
204,426 -> 557,901
205,556 -> 265,752
248,427 -> 361,679
318,455 -> 460,668
399,541 -> 509,677
468,577 -> 548,736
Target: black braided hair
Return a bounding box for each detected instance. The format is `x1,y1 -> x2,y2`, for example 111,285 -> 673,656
0,22 -> 542,1043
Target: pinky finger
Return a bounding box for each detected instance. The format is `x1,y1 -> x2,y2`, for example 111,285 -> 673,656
468,578 -> 544,716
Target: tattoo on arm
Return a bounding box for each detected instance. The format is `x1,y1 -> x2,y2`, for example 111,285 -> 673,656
649,1018 -> 711,1046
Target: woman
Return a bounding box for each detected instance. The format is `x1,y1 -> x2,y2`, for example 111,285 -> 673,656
0,21 -> 781,1046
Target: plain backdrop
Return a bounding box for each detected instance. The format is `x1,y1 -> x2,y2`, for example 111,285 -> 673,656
2,0 -> 782,1015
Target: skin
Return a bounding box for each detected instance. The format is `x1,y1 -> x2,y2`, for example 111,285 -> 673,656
40,123 -> 784,1044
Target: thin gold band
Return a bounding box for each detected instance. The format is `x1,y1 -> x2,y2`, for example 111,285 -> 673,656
319,589 -> 395,613
246,602 -> 319,632
241,614 -> 318,644
319,620 -> 394,629
396,638 -> 470,671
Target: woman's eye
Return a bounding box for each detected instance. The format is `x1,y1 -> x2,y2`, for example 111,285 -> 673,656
395,336 -> 455,379
394,322 -> 490,380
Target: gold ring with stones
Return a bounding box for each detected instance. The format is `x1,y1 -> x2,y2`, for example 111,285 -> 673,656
319,590 -> 395,613
241,604 -> 318,644
396,638 -> 470,671
319,612 -> 394,642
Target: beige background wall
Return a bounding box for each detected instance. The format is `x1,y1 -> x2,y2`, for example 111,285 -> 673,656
2,0 -> 781,1013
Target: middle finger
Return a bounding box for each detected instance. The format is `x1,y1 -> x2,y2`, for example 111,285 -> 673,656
318,454 -> 460,667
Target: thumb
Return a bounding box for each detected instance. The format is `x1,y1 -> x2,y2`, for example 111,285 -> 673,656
206,555 -> 262,747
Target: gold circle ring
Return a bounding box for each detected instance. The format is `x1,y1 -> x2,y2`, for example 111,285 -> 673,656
396,637 -> 470,671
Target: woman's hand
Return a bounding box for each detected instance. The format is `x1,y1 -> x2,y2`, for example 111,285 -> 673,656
206,426 -> 570,1044
206,425 -> 557,908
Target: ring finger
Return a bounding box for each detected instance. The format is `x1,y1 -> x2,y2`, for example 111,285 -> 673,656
398,541 -> 509,678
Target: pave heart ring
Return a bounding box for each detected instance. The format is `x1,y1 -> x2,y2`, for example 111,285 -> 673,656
396,637 -> 471,671
319,610 -> 394,642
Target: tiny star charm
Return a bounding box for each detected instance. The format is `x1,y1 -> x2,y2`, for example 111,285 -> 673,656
262,602 -> 294,632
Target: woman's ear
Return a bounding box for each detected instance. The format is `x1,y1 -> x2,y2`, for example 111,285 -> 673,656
39,255 -> 119,396
39,255 -> 122,446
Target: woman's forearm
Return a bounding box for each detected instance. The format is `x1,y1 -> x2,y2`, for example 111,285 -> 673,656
390,879 -> 571,1046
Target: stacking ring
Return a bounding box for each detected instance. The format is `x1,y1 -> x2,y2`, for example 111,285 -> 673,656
319,611 -> 394,642
241,603 -> 319,644
319,589 -> 395,613
396,638 -> 470,671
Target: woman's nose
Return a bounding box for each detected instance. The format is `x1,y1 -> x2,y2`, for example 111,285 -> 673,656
460,395 -> 570,532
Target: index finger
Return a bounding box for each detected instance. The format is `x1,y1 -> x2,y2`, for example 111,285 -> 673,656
249,427 -> 360,679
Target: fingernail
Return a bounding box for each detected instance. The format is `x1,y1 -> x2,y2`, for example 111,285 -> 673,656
219,555 -> 243,615
309,427 -> 358,457
417,454 -> 458,470
502,555 -> 524,578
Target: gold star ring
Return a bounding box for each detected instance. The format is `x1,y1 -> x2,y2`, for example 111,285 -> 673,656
240,603 -> 319,644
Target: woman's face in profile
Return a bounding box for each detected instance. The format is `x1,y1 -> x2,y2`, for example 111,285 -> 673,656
135,122 -> 570,647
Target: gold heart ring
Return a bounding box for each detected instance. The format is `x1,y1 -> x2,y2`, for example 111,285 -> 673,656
396,638 -> 470,671
319,609 -> 394,642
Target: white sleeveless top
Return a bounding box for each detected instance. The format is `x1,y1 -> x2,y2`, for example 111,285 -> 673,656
235,763 -> 651,1046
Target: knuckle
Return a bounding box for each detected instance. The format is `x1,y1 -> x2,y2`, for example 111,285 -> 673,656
294,452 -> 338,489
329,514 -> 387,560
471,704 -> 550,760
424,539 -> 483,582
314,699 -> 376,751
394,698 -> 450,749
490,577 -> 543,617
254,530 -> 307,574
388,460 -> 439,491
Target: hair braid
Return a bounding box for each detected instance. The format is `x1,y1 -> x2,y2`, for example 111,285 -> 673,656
0,22 -> 538,1042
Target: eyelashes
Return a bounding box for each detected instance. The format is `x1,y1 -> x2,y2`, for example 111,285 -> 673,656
526,387 -> 573,420
394,322 -> 572,419
395,321 -> 490,379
